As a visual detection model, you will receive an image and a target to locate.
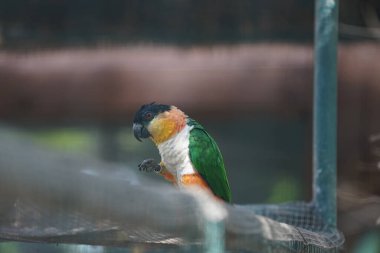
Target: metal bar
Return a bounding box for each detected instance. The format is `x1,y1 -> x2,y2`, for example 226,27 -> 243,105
313,0 -> 339,228
204,220 -> 225,253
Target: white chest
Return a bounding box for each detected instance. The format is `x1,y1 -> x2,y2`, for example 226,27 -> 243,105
157,125 -> 195,181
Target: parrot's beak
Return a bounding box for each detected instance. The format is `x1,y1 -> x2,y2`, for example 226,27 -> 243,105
133,123 -> 150,142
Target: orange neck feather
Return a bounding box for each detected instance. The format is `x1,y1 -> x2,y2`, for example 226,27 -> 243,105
147,107 -> 187,144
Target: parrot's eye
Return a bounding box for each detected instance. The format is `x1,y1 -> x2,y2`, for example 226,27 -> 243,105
144,112 -> 153,120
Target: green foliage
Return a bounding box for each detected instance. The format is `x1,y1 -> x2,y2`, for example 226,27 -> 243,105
26,129 -> 95,154
0,243 -> 19,253
353,230 -> 380,253
267,176 -> 300,203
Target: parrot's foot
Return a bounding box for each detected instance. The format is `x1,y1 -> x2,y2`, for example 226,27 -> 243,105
138,159 -> 162,173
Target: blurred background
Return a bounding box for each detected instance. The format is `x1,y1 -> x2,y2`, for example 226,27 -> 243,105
0,0 -> 379,252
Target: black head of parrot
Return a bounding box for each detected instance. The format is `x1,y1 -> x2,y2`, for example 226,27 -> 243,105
133,102 -> 171,141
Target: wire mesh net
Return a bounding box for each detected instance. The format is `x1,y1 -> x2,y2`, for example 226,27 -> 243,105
226,203 -> 344,252
0,127 -> 344,252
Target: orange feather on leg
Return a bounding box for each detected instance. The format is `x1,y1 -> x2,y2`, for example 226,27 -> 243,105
160,169 -> 176,185
181,174 -> 225,202
180,174 -> 212,192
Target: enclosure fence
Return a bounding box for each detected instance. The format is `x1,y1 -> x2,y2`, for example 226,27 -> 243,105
0,0 -> 344,252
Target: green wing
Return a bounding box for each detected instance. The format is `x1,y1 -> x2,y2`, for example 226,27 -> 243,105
187,119 -> 231,202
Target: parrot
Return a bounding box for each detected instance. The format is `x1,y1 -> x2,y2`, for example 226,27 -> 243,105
133,103 -> 231,202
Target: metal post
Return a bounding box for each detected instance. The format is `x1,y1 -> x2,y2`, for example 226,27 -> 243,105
188,189 -> 226,253
204,220 -> 225,253
313,0 -> 339,228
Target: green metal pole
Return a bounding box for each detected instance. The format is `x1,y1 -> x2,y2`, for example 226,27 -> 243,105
190,190 -> 226,253
204,220 -> 225,253
313,0 -> 339,228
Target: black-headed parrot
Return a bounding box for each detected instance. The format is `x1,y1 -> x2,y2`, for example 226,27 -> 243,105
133,103 -> 231,202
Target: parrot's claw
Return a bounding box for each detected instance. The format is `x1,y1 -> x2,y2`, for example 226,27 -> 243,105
138,159 -> 162,173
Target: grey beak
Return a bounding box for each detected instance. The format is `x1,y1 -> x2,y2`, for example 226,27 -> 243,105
133,123 -> 150,142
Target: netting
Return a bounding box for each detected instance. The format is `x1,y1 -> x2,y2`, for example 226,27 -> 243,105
226,203 -> 344,252
0,127 -> 344,252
